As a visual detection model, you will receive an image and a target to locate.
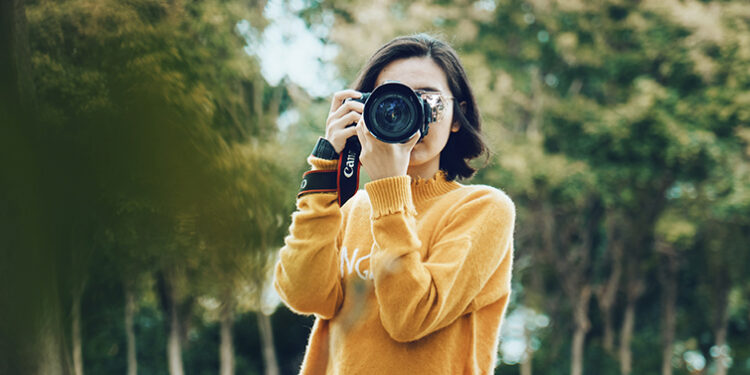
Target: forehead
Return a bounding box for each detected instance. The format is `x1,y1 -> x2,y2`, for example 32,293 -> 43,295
375,57 -> 450,93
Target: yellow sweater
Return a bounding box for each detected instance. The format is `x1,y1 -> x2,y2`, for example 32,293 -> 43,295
274,158 -> 515,374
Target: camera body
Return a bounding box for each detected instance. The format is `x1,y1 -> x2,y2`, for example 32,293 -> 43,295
349,82 -> 432,143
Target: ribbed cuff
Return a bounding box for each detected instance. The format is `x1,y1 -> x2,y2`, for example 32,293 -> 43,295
365,176 -> 416,219
307,155 -> 338,171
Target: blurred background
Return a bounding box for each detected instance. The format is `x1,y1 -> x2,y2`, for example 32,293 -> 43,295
1,0 -> 749,374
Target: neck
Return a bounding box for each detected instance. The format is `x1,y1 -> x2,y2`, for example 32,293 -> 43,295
407,158 -> 440,181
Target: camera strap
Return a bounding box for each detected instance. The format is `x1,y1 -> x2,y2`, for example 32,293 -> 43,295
337,137 -> 361,206
297,170 -> 338,198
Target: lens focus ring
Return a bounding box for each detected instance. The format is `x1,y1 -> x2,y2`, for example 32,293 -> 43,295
364,82 -> 424,143
375,96 -> 413,134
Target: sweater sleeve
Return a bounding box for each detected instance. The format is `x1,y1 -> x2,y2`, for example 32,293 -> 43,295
365,176 -> 515,343
273,156 -> 344,319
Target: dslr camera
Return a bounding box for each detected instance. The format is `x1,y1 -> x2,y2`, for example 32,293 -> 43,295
333,81 -> 451,205
349,81 -> 448,143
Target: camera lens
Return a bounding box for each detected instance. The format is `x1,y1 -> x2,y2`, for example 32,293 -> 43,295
374,95 -> 414,135
362,82 -> 428,143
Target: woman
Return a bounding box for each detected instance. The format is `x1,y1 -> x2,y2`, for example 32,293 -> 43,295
274,34 -> 515,374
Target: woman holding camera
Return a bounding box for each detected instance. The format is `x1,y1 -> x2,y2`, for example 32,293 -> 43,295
274,34 -> 515,374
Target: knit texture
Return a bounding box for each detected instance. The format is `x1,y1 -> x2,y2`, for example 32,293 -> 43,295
275,158 -> 515,375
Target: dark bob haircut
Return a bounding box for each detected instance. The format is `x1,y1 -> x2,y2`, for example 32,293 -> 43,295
352,34 -> 488,181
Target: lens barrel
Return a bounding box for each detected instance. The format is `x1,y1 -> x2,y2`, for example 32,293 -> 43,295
353,82 -> 431,143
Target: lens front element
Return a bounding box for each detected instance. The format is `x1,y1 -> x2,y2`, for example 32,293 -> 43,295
374,95 -> 415,138
363,82 -> 425,143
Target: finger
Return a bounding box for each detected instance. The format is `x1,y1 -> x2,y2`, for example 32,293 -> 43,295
355,118 -> 369,150
327,111 -> 361,134
326,101 -> 364,131
360,117 -> 381,142
330,90 -> 363,113
405,130 -> 421,148
328,99 -> 364,123
340,125 -> 358,142
327,124 -> 359,154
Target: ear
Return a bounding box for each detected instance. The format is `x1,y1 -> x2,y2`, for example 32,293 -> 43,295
451,101 -> 467,133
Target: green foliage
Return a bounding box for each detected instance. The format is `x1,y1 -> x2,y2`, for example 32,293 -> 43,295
302,1 -> 750,374
3,0 -> 749,374
2,0 -> 298,373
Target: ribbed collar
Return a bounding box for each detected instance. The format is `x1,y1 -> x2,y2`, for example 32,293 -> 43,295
411,170 -> 462,204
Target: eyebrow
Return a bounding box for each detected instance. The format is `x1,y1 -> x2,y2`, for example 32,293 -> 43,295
374,81 -> 444,93
414,86 -> 442,92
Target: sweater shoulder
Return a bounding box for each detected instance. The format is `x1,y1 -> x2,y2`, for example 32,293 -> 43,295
435,184 -> 516,227
450,183 -> 515,212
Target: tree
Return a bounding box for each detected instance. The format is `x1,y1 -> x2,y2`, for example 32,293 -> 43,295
298,1 -> 750,374
1,0 -> 68,373
8,0 -> 287,373
195,142 -> 294,375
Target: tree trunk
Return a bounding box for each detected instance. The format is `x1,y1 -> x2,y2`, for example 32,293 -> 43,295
599,290 -> 617,353
660,283 -> 677,375
571,329 -> 586,375
619,275 -> 644,375
712,286 -> 731,375
168,303 -> 184,375
257,312 -> 279,375
0,0 -> 36,110
38,306 -> 67,375
520,353 -> 532,375
658,247 -> 678,375
167,285 -> 184,375
597,269 -> 620,353
538,199 -> 598,375
157,269 -> 187,375
571,285 -> 592,375
618,245 -> 646,375
619,299 -> 635,375
72,291 -> 83,375
520,321 -> 533,375
520,356 -> 532,375
219,297 -> 235,375
596,212 -> 624,354
1,1 -> 54,373
125,288 -> 138,375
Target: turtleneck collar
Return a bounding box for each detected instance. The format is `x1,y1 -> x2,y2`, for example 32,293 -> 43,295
410,170 -> 461,204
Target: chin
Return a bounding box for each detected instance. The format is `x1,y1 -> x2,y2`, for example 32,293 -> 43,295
409,154 -> 435,167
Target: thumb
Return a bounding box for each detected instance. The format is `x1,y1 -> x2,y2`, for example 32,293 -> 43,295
405,130 -> 421,148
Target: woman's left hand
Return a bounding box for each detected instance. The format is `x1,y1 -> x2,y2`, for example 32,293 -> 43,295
355,118 -> 420,181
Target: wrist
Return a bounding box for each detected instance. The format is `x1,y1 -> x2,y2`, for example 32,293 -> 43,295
308,156 -> 338,171
361,153 -> 410,181
311,137 -> 339,160
364,176 -> 415,218
367,167 -> 408,181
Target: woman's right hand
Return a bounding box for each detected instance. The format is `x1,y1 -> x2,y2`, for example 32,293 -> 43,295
325,90 -> 364,154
